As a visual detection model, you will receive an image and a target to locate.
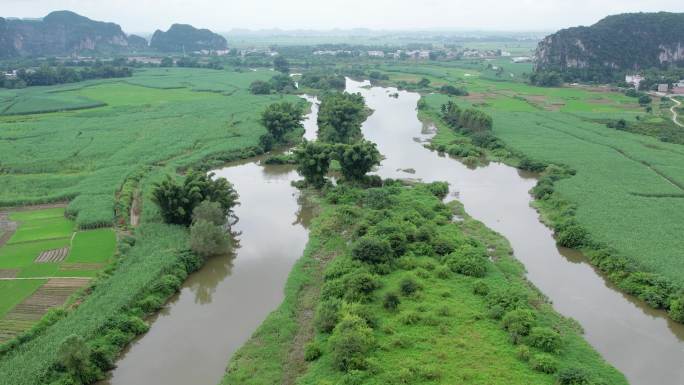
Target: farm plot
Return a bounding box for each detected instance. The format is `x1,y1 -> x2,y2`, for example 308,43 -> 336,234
0,68 -> 295,228
0,207 -> 116,342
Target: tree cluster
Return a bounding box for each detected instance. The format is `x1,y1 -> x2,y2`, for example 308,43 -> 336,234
317,92 -> 367,144
259,101 -> 305,151
152,170 -> 238,227
294,140 -> 381,187
249,74 -> 296,95
2,64 -> 132,88
440,100 -> 493,134
299,72 -> 346,91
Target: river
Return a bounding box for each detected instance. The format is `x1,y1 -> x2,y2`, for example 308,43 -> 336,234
103,80 -> 684,385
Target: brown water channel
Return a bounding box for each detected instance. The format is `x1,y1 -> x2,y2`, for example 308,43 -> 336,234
346,79 -> 684,385
104,80 -> 684,385
102,97 -> 319,385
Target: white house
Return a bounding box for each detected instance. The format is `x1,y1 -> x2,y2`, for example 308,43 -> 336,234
367,51 -> 385,58
625,74 -> 644,90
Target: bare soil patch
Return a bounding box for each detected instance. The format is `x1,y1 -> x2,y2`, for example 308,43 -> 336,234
0,269 -> 19,278
0,278 -> 89,342
35,247 -> 70,263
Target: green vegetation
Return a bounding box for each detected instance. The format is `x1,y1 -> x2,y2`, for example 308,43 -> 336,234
66,229 -> 117,264
380,61 -> 684,322
0,68 -> 299,228
317,92 -> 367,144
534,12 -> 684,82
224,182 -> 626,385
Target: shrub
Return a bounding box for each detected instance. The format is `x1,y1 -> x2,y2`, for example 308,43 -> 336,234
473,281 -> 490,296
383,291 -> 401,311
57,335 -> 92,382
329,315 -> 376,372
557,367 -> 591,385
334,141 -> 381,182
556,224 -> 588,248
669,295 -> 684,322
486,288 -> 527,312
304,342 -> 322,361
351,236 -> 393,265
516,345 -> 531,361
445,252 -> 487,277
249,80 -> 272,94
343,269 -> 381,302
425,181 -> 450,199
432,236 -> 459,256
502,309 -> 537,337
530,353 -> 558,373
619,272 -> 674,308
528,327 -> 562,353
316,298 -> 342,333
399,275 -> 422,296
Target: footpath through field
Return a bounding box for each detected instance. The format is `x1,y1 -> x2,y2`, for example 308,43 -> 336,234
669,96 -> 683,128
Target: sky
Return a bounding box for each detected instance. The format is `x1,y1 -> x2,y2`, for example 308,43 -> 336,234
3,0 -> 684,34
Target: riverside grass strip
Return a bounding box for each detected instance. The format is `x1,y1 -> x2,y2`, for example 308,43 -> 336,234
380,62 -> 684,287
224,183 -> 626,385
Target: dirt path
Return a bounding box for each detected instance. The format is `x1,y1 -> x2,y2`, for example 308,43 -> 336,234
0,276 -> 93,281
669,96 -> 683,128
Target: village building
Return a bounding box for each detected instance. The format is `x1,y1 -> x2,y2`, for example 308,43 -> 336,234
657,84 -> 669,93
367,50 -> 385,58
625,74 -> 644,90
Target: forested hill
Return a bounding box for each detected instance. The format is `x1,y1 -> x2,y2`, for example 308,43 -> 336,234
534,12 -> 684,81
149,24 -> 227,53
0,11 -> 147,58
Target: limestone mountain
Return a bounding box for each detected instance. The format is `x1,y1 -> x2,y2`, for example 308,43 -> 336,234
534,12 -> 684,81
150,24 -> 227,53
0,11 -> 145,57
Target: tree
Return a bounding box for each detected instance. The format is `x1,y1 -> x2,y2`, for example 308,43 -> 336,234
351,236 -> 392,265
317,92 -> 367,144
160,57 -> 174,67
269,74 -> 296,93
638,94 -> 652,105
190,219 -> 230,257
249,80 -> 272,94
334,140 -> 381,181
261,102 -> 305,142
273,55 -> 290,73
294,140 -> 332,187
192,200 -> 227,226
152,171 -> 238,226
417,77 -> 431,87
58,335 -> 91,381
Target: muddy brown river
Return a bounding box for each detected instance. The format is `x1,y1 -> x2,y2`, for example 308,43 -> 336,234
103,81 -> 684,385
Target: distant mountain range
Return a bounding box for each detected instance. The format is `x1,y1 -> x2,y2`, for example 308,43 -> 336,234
535,12 -> 684,80
0,10 -> 227,58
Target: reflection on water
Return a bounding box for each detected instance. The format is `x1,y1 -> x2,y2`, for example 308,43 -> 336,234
346,78 -> 684,385
102,97 -> 319,385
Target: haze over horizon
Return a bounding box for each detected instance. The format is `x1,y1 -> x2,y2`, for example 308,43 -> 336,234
3,0 -> 684,34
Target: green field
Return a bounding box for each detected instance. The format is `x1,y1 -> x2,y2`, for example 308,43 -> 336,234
0,280 -> 45,319
0,68 -> 296,228
225,184 -> 625,385
0,206 -> 117,326
376,62 -> 684,289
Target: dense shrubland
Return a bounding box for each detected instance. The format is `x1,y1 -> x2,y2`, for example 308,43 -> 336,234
224,181 -> 626,384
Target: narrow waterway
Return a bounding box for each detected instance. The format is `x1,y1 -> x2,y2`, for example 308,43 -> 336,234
345,79 -> 684,385
104,80 -> 684,385
102,97 -> 320,385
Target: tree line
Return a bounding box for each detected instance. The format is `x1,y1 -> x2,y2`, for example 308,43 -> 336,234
1,64 -> 132,88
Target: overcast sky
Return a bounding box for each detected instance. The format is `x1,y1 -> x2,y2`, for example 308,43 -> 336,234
3,0 -> 684,34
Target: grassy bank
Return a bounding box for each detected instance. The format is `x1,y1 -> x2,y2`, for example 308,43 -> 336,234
0,68 -> 299,228
224,182 -> 626,385
372,61 -> 684,322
